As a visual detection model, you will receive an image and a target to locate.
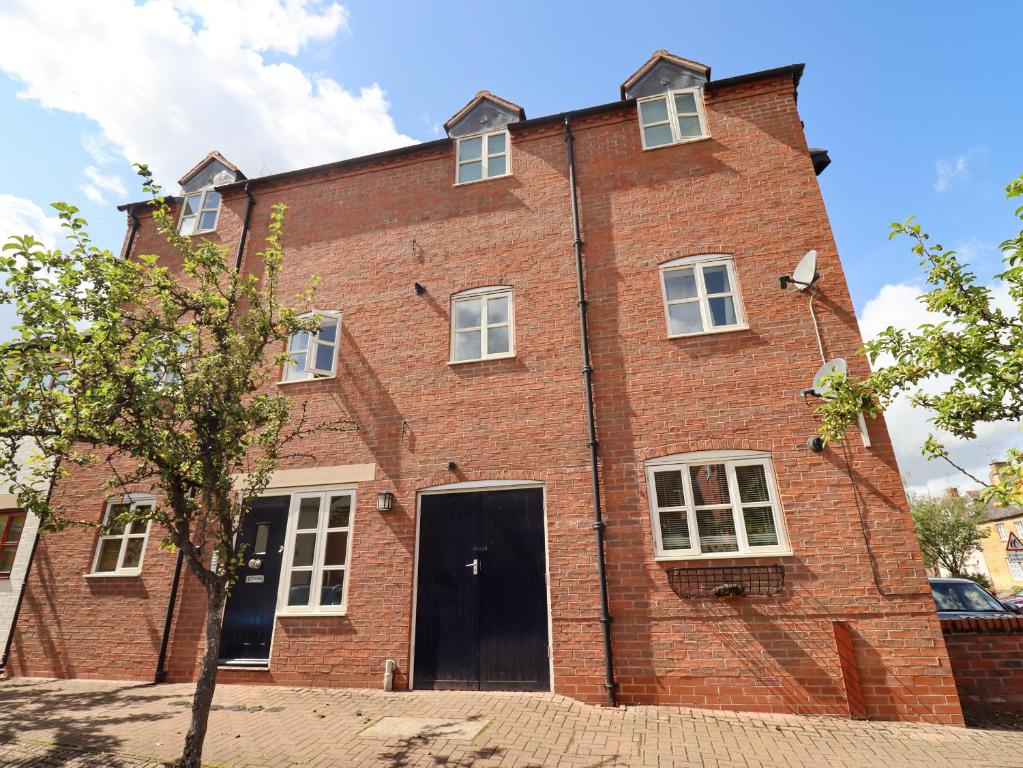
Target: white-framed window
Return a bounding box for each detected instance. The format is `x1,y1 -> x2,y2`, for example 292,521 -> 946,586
1014,520 -> 1023,538
281,312 -> 341,382
660,254 -> 745,337
997,522 -> 1009,541
279,489 -> 355,614
450,287 -> 514,363
178,189 -> 222,235
455,130 -> 510,185
1008,552 -> 1023,582
637,88 -> 708,150
646,451 -> 790,560
90,496 -> 153,576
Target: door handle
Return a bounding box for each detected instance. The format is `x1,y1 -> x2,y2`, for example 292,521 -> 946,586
465,558 -> 479,576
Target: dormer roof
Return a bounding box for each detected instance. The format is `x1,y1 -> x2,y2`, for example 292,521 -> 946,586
444,91 -> 526,138
620,50 -> 711,100
178,151 -> 246,192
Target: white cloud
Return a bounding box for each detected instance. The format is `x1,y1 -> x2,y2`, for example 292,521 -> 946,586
0,0 -> 416,194
0,194 -> 64,249
858,281 -> 1023,495
933,146 -> 987,193
81,166 -> 127,205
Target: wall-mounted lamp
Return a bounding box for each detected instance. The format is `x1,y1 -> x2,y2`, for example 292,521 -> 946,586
376,491 -> 395,512
414,282 -> 427,296
446,461 -> 458,471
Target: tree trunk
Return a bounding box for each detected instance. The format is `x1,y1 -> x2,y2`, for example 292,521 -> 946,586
175,580 -> 227,768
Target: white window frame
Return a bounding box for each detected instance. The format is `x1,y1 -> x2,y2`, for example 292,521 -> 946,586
637,87 -> 709,150
277,487 -> 356,616
88,495 -> 154,577
1014,520 -> 1023,538
178,188 -> 222,235
1008,552 -> 1023,582
454,129 -> 511,186
279,311 -> 341,383
659,254 -> 747,338
449,286 -> 515,364
997,522 -> 1009,541
645,450 -> 791,561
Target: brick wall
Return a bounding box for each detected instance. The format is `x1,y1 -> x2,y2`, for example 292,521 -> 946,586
942,617 -> 1023,715
7,69 -> 963,723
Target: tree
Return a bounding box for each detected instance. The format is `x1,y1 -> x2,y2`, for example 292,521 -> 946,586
908,494 -> 990,579
0,168 -> 355,768
816,173 -> 1023,503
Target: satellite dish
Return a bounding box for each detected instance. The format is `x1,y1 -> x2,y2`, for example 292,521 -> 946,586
791,250 -> 818,291
811,358 -> 847,399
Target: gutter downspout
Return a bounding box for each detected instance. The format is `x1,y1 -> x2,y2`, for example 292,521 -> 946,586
154,548 -> 184,683
235,182 -> 255,270
124,210 -> 140,259
0,460 -> 60,672
564,114 -> 617,707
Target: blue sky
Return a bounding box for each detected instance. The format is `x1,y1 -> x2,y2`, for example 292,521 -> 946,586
1,0 -> 1021,491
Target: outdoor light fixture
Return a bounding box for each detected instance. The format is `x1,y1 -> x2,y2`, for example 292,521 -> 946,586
376,491 -> 395,512
414,282 -> 427,295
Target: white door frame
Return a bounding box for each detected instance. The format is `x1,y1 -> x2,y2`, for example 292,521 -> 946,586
408,480 -> 554,691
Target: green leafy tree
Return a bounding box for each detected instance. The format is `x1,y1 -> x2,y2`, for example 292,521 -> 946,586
0,167 -> 355,768
817,173 -> 1023,503
909,494 -> 990,578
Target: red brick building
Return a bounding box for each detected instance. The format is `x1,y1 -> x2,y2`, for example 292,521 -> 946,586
4,51 -> 963,723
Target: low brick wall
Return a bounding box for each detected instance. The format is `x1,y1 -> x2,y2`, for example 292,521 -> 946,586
941,617 -> 1023,714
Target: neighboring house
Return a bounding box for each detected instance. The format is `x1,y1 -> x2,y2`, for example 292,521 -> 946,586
6,51 -> 964,723
979,506 -> 1023,596
0,440 -> 42,660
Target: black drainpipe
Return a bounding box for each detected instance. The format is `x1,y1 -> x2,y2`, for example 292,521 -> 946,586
124,209 -> 140,259
564,114 -> 617,707
1,459 -> 60,672
235,182 -> 255,270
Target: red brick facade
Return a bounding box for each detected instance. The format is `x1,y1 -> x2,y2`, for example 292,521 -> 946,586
941,617 -> 1023,716
6,60 -> 964,723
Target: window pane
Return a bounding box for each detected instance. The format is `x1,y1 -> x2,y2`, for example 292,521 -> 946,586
689,464 -> 730,506
7,515 -> 25,542
95,539 -> 121,571
702,265 -> 731,295
696,509 -> 739,552
198,211 -> 218,231
743,506 -> 779,547
292,532 -> 316,567
202,190 -> 221,210
708,296 -> 737,327
179,216 -> 197,235
328,495 -> 351,528
677,115 -> 703,139
487,154 -> 507,177
663,268 -> 698,300
297,498 -> 319,530
313,342 -> 335,373
288,331 -> 310,352
323,531 -> 348,566
643,124 -> 674,148
487,295 -> 509,324
320,570 -> 345,606
487,132 -> 506,154
454,298 -> 482,329
667,302 -> 703,335
736,465 -> 770,503
105,504 -> 130,534
658,511 -> 691,550
639,97 -> 669,125
317,318 -> 338,344
127,519 -> 147,535
458,161 -> 483,184
653,471 -> 684,508
182,194 -> 200,217
253,523 -> 269,555
284,352 -> 306,380
454,330 -> 482,361
459,136 -> 482,161
122,538 -> 144,568
487,326 -> 510,355
287,570 -> 312,606
0,547 -> 17,573
673,92 -> 697,114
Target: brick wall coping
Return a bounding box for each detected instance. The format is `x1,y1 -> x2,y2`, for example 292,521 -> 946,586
941,616 -> 1023,634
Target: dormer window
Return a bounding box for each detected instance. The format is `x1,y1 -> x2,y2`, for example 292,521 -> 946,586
179,188 -> 221,235
637,89 -> 708,149
456,131 -> 509,185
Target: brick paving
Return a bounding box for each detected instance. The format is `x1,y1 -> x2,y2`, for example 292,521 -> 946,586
1,678 -> 1022,767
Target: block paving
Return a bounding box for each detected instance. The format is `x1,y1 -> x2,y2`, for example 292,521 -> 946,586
1,678 -> 1021,767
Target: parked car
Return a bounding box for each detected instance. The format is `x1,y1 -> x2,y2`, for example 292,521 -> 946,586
928,577 -> 1017,619
1003,590 -> 1023,610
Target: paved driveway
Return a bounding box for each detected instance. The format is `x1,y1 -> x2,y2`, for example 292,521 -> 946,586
0,678 -> 1021,767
